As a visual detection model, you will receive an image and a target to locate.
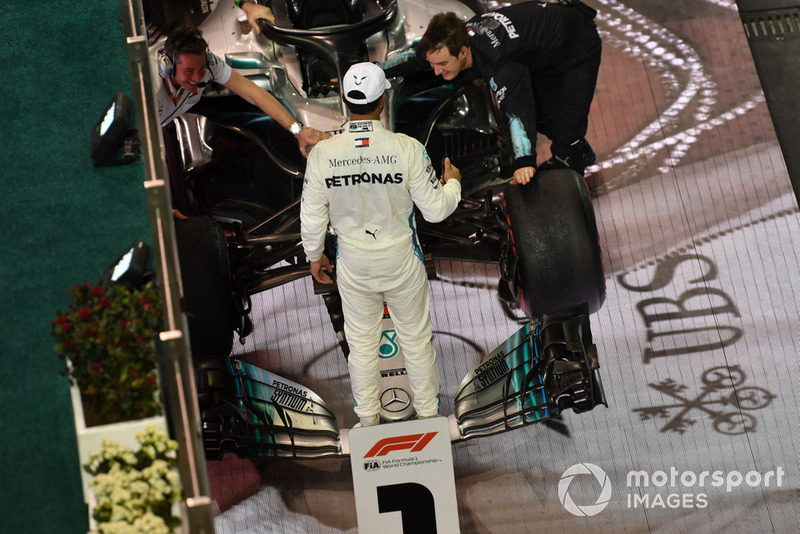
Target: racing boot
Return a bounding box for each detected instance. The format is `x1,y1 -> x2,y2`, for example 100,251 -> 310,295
539,138 -> 596,175
355,414 -> 380,428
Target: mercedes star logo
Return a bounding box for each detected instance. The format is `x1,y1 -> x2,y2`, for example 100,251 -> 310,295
380,386 -> 412,412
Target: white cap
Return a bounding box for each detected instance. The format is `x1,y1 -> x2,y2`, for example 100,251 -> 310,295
342,62 -> 391,105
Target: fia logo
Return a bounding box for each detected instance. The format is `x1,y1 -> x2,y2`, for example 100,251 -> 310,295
364,461 -> 381,472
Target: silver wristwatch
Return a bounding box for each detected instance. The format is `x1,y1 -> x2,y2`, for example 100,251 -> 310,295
289,121 -> 303,135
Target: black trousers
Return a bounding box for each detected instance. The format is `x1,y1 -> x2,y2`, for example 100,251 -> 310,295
533,17 -> 602,155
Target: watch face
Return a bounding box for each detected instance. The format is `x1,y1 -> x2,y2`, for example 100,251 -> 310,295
290,122 -> 303,135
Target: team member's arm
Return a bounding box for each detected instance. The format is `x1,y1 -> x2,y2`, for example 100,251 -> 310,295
222,70 -> 330,156
238,1 -> 275,33
300,151 -> 334,284
378,47 -> 433,78
491,64 -> 538,184
407,144 -> 462,223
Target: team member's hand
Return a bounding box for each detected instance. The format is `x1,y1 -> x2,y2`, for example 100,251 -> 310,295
510,166 -> 535,185
310,254 -> 334,284
296,127 -> 331,157
241,3 -> 275,34
172,209 -> 188,220
441,157 -> 461,184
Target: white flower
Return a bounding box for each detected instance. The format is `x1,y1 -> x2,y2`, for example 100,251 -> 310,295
86,425 -> 181,530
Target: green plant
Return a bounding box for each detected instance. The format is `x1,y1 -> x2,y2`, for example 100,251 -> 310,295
52,281 -> 164,426
85,425 -> 182,534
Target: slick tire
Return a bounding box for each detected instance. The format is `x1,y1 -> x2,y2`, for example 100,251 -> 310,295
174,216 -> 235,360
503,168 -> 605,318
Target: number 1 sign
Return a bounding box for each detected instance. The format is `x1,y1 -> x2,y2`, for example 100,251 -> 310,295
349,417 -> 459,533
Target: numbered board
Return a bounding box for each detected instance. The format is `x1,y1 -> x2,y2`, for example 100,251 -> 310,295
350,417 -> 460,533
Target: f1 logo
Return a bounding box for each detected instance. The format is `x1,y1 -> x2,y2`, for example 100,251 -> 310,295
364,432 -> 438,457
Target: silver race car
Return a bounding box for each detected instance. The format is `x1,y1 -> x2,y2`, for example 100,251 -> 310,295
148,0 -> 607,458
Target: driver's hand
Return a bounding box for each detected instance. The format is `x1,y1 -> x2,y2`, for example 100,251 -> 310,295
310,255 -> 334,285
510,166 -> 536,185
241,3 -> 275,34
296,127 -> 331,157
441,157 -> 461,184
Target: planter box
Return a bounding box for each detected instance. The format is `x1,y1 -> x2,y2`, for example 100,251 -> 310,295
69,382 -> 168,531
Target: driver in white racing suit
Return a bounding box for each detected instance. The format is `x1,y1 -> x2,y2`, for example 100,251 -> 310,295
300,63 -> 462,426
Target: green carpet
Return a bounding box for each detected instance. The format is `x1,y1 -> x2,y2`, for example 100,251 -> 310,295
0,3 -> 151,532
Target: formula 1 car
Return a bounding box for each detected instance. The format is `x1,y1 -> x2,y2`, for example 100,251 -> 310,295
148,0 -> 607,458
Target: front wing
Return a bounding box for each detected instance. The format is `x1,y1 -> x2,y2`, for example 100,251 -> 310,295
196,310 -> 606,459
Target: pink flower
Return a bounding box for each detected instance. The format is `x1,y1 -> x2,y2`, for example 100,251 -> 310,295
91,362 -> 104,372
78,307 -> 91,321
99,298 -> 110,309
91,286 -> 105,298
61,321 -> 73,333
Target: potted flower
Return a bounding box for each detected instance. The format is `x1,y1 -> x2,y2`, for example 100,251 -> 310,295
52,253 -> 177,530
84,425 -> 182,534
52,280 -> 164,426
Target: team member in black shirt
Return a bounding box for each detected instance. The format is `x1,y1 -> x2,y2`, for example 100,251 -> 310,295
380,2 -> 601,185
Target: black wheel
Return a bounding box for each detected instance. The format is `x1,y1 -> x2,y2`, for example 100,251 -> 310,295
174,216 -> 235,359
503,168 -> 605,318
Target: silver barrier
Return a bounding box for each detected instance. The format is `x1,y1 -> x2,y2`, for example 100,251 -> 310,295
118,0 -> 216,531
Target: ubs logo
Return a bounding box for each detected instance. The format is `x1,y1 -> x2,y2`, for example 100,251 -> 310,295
618,253 -> 742,363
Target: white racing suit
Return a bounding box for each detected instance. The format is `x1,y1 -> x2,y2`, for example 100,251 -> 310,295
300,119 -> 461,420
